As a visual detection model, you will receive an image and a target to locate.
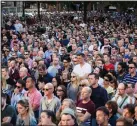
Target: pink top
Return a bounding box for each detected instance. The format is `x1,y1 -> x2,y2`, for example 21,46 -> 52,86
24,88 -> 42,111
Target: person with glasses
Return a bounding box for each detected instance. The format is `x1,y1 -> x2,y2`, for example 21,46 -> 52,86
11,79 -> 26,109
123,62 -> 137,86
112,83 -> 133,117
103,74 -> 114,99
67,72 -> 79,102
16,98 -> 37,126
56,85 -> 67,102
39,83 -> 61,114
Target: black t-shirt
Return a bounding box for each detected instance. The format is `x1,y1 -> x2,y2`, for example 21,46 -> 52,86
90,85 -> 109,110
2,104 -> 17,125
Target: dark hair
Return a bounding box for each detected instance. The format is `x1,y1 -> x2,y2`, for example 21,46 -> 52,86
38,64 -> 47,70
106,101 -> 118,115
2,66 -> 8,71
96,106 -> 109,116
104,74 -> 113,81
17,79 -> 26,87
77,52 -> 85,58
57,85 -> 67,101
116,117 -> 133,126
41,110 -> 56,123
128,61 -> 137,68
123,104 -> 135,116
88,73 -> 99,80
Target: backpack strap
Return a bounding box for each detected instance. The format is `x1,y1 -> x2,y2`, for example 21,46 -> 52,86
119,96 -> 128,108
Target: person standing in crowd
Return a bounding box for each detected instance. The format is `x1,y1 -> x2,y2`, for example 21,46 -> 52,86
39,83 -> 61,114
123,62 -> 137,86
59,108 -> 78,126
96,106 -> 111,126
11,79 -> 26,109
24,76 -> 42,120
73,53 -> 92,80
76,86 -> 95,126
19,67 -> 29,83
16,98 -> 37,126
38,110 -> 56,126
2,93 -> 17,125
112,83 -> 135,116
88,73 -> 108,125
105,101 -> 118,126
38,64 -> 53,83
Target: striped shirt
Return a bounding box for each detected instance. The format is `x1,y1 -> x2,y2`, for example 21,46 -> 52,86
123,72 -> 137,86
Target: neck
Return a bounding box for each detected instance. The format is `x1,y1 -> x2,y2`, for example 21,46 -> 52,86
131,72 -> 136,77
21,112 -> 28,119
82,98 -> 90,103
28,87 -> 35,92
46,94 -> 53,99
104,84 -> 109,88
121,93 -> 126,98
80,61 -> 85,66
92,83 -> 98,88
101,121 -> 108,126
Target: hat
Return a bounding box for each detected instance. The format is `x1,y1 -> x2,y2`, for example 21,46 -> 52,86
18,54 -> 25,59
61,108 -> 76,118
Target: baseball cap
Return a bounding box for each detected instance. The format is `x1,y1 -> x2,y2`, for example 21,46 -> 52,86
61,108 -> 76,118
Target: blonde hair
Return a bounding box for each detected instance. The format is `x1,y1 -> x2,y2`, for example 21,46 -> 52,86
71,72 -> 80,87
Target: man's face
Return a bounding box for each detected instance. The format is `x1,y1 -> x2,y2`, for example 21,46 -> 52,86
26,78 -> 33,89
16,82 -> 23,92
104,55 -> 109,63
117,84 -> 125,96
43,85 -> 53,96
96,110 -> 107,125
61,114 -> 75,126
38,67 -> 45,75
81,88 -> 90,100
123,108 -> 133,119
77,55 -> 84,64
128,63 -> 136,74
88,75 -> 96,86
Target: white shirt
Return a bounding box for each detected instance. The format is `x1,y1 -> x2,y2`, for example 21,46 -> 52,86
73,62 -> 92,77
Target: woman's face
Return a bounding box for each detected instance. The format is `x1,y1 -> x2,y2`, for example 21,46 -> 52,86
71,74 -> 76,82
56,86 -> 64,97
17,103 -> 27,115
62,101 -> 70,110
40,112 -> 50,125
52,78 -> 57,88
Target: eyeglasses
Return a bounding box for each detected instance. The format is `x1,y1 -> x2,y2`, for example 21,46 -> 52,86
24,54 -> 29,55
57,89 -> 63,92
16,86 -> 21,89
43,88 -> 52,91
128,67 -> 135,69
79,84 -> 86,87
63,62 -> 68,63
71,76 -> 76,78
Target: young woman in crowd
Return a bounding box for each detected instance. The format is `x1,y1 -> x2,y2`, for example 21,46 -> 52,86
16,98 -> 37,126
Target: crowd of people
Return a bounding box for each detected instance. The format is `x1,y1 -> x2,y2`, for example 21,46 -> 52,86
1,10 -> 137,126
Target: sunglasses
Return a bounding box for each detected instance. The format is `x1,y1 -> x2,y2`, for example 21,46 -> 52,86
128,67 -> 135,69
79,84 -> 86,87
43,88 -> 52,91
24,54 -> 29,55
71,76 -> 76,78
16,86 -> 21,89
57,89 -> 63,92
